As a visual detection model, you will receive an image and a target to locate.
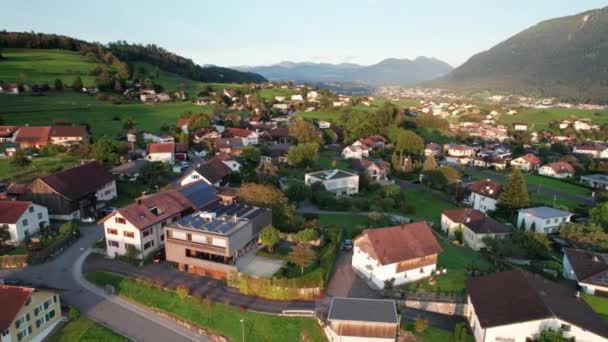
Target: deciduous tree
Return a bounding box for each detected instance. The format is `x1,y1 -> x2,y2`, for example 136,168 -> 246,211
286,142 -> 319,168
287,243 -> 316,276
260,226 -> 280,252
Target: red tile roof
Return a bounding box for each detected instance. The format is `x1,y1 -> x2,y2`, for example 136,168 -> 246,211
15,126 -> 51,145
442,208 -> 510,235
177,118 -> 190,127
544,161 -> 575,174
0,285 -> 34,331
226,127 -> 253,138
468,179 -> 502,199
38,162 -> 113,200
442,208 -> 485,224
112,191 -> 195,230
0,201 -> 32,223
354,222 -> 442,265
147,142 -> 187,154
49,125 -> 87,138
518,153 -> 541,165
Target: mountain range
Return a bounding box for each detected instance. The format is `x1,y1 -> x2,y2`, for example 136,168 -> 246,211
429,6 -> 608,103
236,57 -> 454,86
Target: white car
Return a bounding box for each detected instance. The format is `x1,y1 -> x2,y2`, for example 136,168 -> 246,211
81,217 -> 95,223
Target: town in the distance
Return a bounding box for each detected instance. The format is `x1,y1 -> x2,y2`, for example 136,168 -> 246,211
1,4 -> 608,342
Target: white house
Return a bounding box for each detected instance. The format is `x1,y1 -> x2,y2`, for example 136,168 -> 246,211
538,162 -> 575,179
0,201 -> 49,244
581,174 -> 608,190
563,248 -> 608,296
341,145 -> 369,160
178,158 -> 232,187
146,143 -> 188,164
215,153 -> 241,172
573,145 -> 608,159
352,222 -> 442,289
325,298 -> 399,342
466,269 -> 608,342
441,208 -> 510,251
517,207 -> 573,234
290,94 -> 304,102
467,180 -> 502,213
510,153 -> 541,171
304,169 -> 359,196
318,121 -> 331,129
226,128 -> 259,146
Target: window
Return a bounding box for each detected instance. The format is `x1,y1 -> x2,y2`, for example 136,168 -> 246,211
45,309 -> 55,321
545,219 -> 550,224
37,213 -> 43,219
29,206 -> 34,213
106,228 -> 118,235
17,327 -> 29,342
22,219 -> 28,226
14,313 -> 29,329
115,217 -> 126,224
124,231 -> 135,238
142,229 -> 151,238
42,297 -> 54,310
172,216 -> 178,223
561,324 -> 571,332
160,234 -> 164,241
144,241 -> 154,250
25,297 -> 31,306
107,240 -> 120,248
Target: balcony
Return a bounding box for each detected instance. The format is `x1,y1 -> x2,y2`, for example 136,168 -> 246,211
166,237 -> 227,256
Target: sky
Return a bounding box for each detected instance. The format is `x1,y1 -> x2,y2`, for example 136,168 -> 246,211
1,0 -> 606,68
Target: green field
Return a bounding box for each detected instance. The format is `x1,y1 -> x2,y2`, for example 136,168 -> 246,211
524,174 -> 591,197
583,294 -> 608,322
48,317 -> 128,342
0,91 -> 209,138
498,107 -> 608,130
259,87 -> 298,100
402,322 -> 474,342
318,214 -> 370,239
402,189 -> 458,224
318,150 -> 351,170
0,154 -> 81,182
296,110 -> 344,124
0,48 -> 107,86
86,271 -> 326,342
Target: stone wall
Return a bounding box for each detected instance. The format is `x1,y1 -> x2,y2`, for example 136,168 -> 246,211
401,299 -> 468,316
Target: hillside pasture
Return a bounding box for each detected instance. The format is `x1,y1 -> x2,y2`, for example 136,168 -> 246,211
498,107 -> 608,130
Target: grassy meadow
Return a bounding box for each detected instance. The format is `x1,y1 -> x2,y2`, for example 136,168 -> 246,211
48,317 -> 129,342
498,107 -> 608,130
0,154 -> 81,182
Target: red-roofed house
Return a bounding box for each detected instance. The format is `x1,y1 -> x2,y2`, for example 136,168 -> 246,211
177,117 -> 191,134
14,126 -> 52,148
441,208 -> 510,250
225,127 -> 259,146
510,153 -> 541,171
0,201 -> 49,243
352,222 -> 442,289
48,125 -> 89,146
539,161 -> 575,179
0,285 -> 62,342
468,179 -> 502,213
146,143 -> 188,164
0,126 -> 19,143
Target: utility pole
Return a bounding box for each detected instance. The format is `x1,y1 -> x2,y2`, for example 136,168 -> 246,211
240,319 -> 245,342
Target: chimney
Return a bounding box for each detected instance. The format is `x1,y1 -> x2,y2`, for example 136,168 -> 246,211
137,198 -> 142,205
592,255 -> 600,262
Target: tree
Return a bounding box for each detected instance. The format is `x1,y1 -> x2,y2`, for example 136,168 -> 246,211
286,142 -> 319,168
590,202 -> 608,232
537,328 -> 575,342
0,225 -> 10,246
284,181 -> 311,202
239,183 -> 296,231
260,226 -> 280,252
288,118 -> 322,144
122,117 -> 136,130
72,76 -> 83,91
423,154 -> 438,171
59,221 -> 77,235
498,169 -> 530,213
242,146 -> 261,165
10,149 -> 30,167
69,307 -> 81,320
256,160 -> 278,183
176,285 -> 189,302
294,228 -> 319,243
560,223 -> 608,252
140,161 -> 172,186
414,317 -> 427,333
287,243 -> 316,276
125,245 -> 139,261
54,79 -> 64,91
91,138 -> 123,165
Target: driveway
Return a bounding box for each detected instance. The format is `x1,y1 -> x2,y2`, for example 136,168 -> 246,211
326,250 -> 381,299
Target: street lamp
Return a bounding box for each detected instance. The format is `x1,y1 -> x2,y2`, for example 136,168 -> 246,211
240,319 -> 245,342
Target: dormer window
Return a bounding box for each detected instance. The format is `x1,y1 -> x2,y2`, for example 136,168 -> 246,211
149,207 -> 163,216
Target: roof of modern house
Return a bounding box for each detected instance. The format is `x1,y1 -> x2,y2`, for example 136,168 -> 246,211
306,169 -> 357,181
354,222 -> 442,265
194,158 -> 232,184
37,162 -> 114,200
564,248 -> 608,284
0,201 -> 32,223
328,297 -> 399,324
0,285 -> 34,331
519,206 -> 573,219
581,173 -> 608,183
172,201 -> 268,236
468,179 -> 502,199
466,269 -> 608,338
48,125 -> 88,137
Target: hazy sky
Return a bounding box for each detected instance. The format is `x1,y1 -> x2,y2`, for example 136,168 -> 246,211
1,0 -> 606,68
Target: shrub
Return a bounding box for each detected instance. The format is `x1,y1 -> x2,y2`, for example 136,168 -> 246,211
414,317 -> 427,333
69,307 -> 81,319
294,228 -> 319,243
176,285 -> 189,301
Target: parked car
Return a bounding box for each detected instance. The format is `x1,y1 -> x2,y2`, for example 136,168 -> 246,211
81,217 -> 95,223
152,248 -> 166,263
342,239 -> 353,251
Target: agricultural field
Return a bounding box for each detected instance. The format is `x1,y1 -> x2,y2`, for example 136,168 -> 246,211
0,91 -> 209,138
0,153 -> 81,182
0,48 -> 106,86
498,107 -> 608,130
259,87 -> 298,100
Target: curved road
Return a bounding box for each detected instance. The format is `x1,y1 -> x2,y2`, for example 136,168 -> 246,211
0,226 -> 208,342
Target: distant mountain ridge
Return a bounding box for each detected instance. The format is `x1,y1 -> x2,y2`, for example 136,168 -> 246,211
237,57 -> 453,86
428,6 -> 608,103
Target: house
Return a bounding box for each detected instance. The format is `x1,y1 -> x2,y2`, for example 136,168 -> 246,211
21,162 -> 116,220
563,248 -> 608,296
352,222 -> 442,289
260,143 -> 290,164
146,143 -> 188,164
14,126 -> 51,148
466,269 -> 608,342
0,83 -> 20,94
110,160 -> 148,181
192,128 -> 221,144
513,123 -> 529,131
446,144 -> 476,157
142,132 -> 174,143
225,128 -> 258,146
48,125 -> 89,147
100,181 -> 217,259
467,180 -> 502,213
307,91 -> 319,101
517,206 -> 573,234
177,117 -> 190,134
163,202 -> 272,280
361,159 -> 388,182
305,169 -> 359,196
263,127 -> 289,144
318,121 -> 331,129
325,297 -> 399,342
341,145 -> 369,160
424,142 -> 442,156
440,208 -> 510,251
0,126 -> 19,143
290,94 -> 304,103
0,201 -> 49,244
538,161 -> 575,179
214,138 -> 243,155
0,285 -> 62,342
580,174 -> 608,190
178,158 -> 232,187
510,153 -> 541,171
215,153 -> 241,172
573,145 -> 608,159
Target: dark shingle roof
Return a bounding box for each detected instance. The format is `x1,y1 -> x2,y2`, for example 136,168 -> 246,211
176,181 -> 217,208
195,158 -> 232,184
328,298 -> 398,323
39,162 -> 113,200
564,248 -> 608,283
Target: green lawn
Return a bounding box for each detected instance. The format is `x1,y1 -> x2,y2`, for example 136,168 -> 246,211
296,110 -> 345,124
582,294 -> 608,322
498,107 -> 608,131
0,154 -> 81,182
259,88 -> 298,100
317,150 -> 351,170
530,192 -> 580,211
0,91 -> 210,138
402,189 -> 458,224
86,272 -> 326,342
404,239 -> 493,293
111,181 -> 152,207
524,174 -> 591,197
0,48 -> 107,86
48,317 -> 128,342
318,214 -> 370,239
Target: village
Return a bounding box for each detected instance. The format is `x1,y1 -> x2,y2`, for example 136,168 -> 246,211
1,77 -> 608,342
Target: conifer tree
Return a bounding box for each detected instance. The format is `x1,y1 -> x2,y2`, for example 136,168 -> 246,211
423,154 -> 438,171
497,168 -> 530,216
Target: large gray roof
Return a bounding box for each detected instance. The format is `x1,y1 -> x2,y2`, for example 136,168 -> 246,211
518,206 -> 572,219
328,298 -> 398,324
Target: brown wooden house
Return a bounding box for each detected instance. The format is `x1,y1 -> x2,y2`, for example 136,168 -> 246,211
325,297 -> 399,342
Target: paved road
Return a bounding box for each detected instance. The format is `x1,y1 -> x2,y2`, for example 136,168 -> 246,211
0,226 -> 207,342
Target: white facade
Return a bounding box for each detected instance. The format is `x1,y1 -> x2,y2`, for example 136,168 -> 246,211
179,170 -> 219,187
324,326 -> 394,342
467,296 -> 607,342
304,170 -> 359,196
352,245 -> 436,289
517,210 -> 572,234
318,121 -> 331,129
538,166 -> 573,179
469,192 -> 497,213
1,203 -> 49,244
103,212 -> 167,259
147,151 -> 174,164
342,146 -> 369,160
221,159 -> 241,172
510,157 -> 537,171
95,180 -> 117,203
